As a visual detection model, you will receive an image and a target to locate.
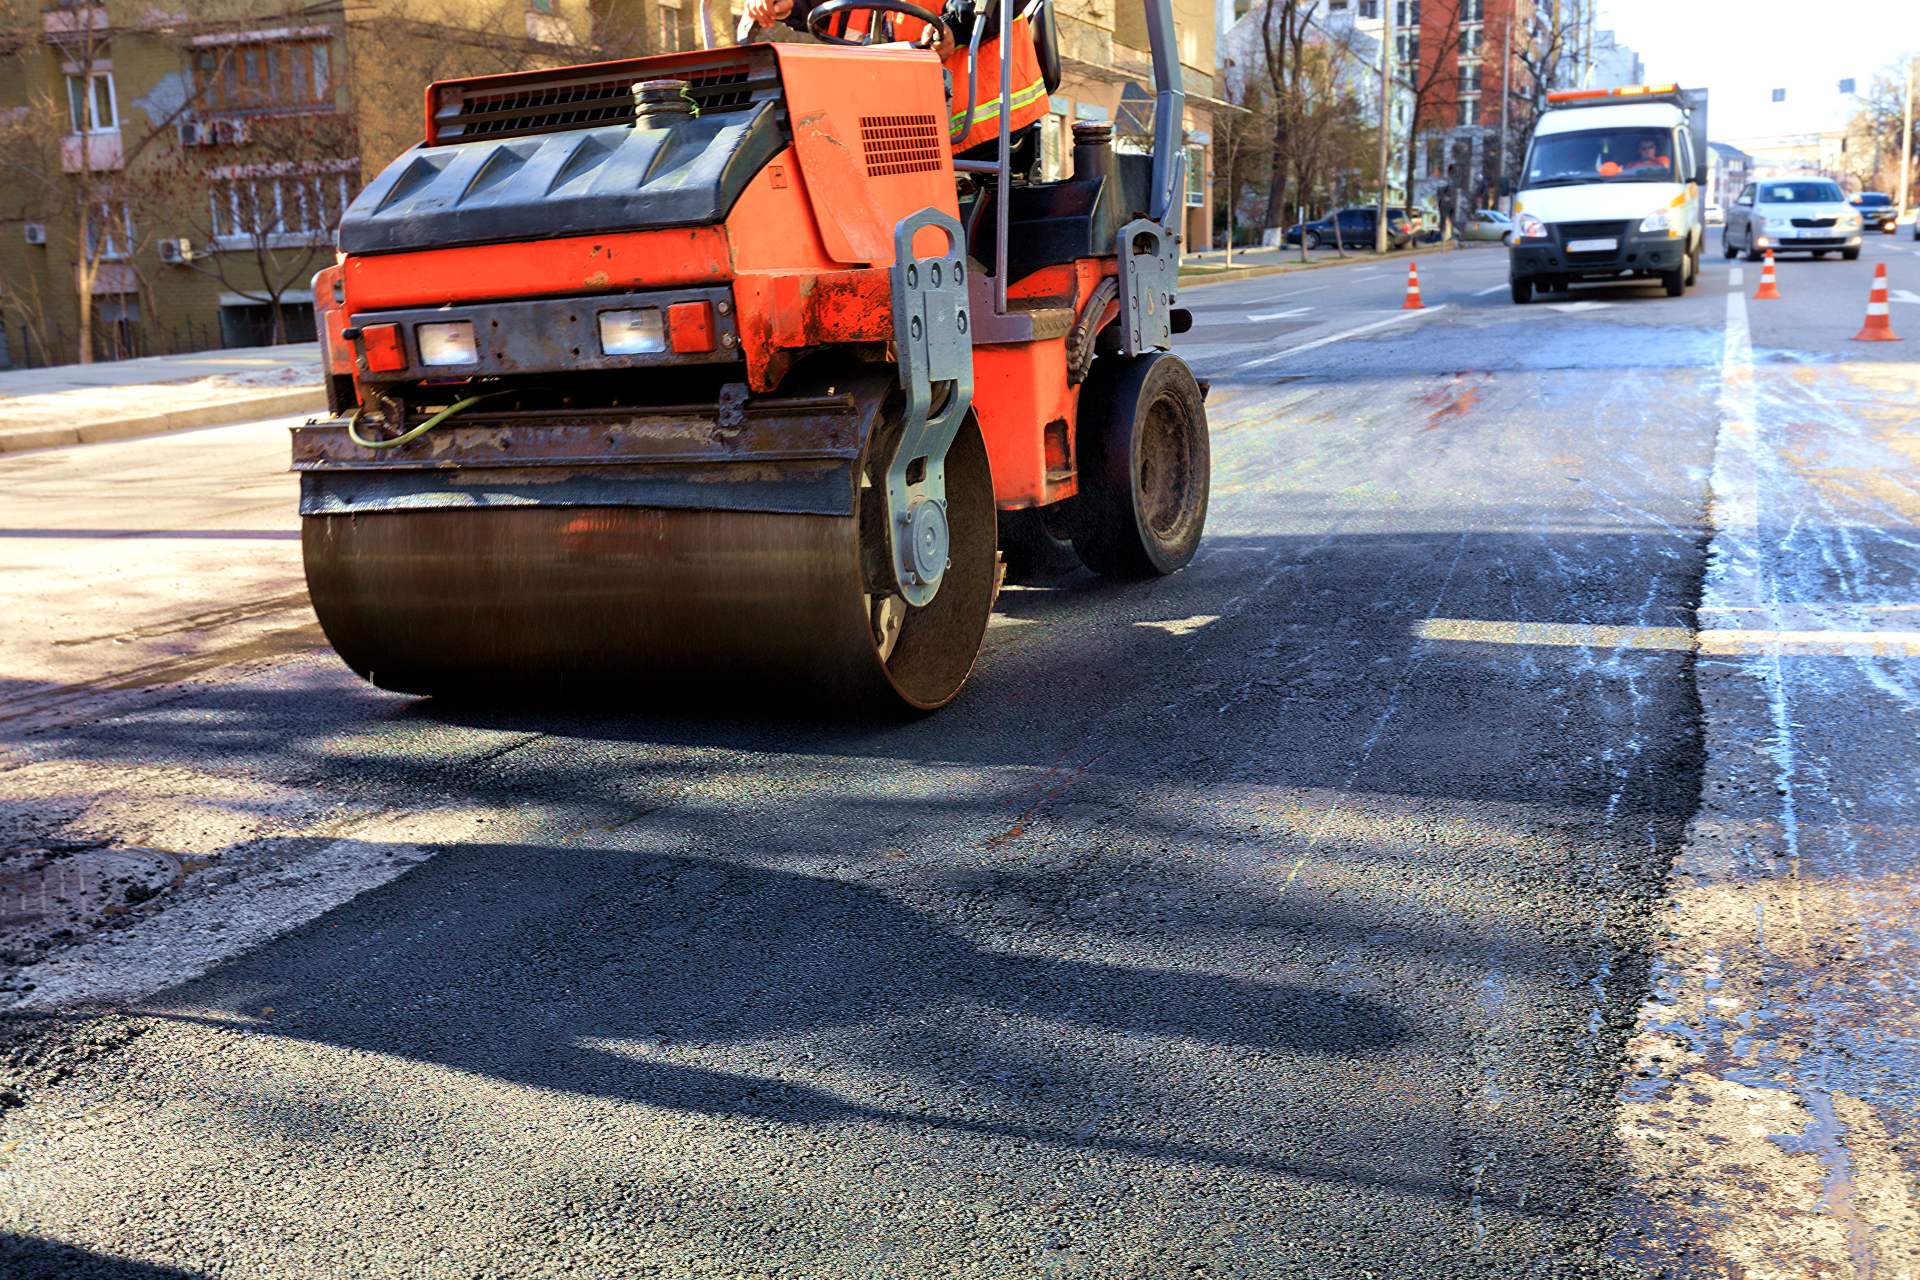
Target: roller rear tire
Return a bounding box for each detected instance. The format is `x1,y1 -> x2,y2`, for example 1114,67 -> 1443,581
1071,353 -> 1210,578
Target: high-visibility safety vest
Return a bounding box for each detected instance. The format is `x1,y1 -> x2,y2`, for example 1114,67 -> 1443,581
819,9 -> 1048,154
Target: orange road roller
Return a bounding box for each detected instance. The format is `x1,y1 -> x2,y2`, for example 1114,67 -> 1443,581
296,0 -> 1209,710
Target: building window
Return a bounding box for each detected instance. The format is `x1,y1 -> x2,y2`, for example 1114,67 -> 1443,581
1771,88 -> 1785,103
193,38 -> 332,114
1394,0 -> 1418,27
657,6 -> 685,50
208,165 -> 354,245
1458,95 -> 1478,127
1458,23 -> 1481,56
1357,0 -> 1378,17
66,71 -> 118,133
85,199 -> 134,260
1185,144 -> 1204,207
1396,33 -> 1418,67
1458,63 -> 1481,94
1459,0 -> 1483,18
1838,78 -> 1855,95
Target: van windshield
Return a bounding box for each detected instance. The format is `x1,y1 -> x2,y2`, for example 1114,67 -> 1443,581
1525,127 -> 1676,186
1760,182 -> 1845,203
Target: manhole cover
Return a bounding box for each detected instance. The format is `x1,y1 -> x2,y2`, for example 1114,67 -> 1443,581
0,848 -> 179,953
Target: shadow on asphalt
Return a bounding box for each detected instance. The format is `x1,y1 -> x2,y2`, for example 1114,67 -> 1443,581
0,1234 -> 208,1279
130,837 -> 1431,1190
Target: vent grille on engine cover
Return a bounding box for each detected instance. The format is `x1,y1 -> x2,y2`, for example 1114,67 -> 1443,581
861,115 -> 942,177
433,58 -> 765,144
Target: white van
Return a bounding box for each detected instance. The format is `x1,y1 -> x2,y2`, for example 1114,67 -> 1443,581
1507,85 -> 1709,304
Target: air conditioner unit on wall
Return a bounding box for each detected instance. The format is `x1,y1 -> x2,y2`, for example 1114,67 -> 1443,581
179,122 -> 206,147
211,118 -> 249,146
22,223 -> 46,245
158,238 -> 193,265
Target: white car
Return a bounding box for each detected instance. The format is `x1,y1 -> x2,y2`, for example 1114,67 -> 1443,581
1461,209 -> 1515,242
1722,178 -> 1863,261
1704,202 -> 1724,226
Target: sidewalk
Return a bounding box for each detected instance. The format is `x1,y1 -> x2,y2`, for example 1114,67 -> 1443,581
1179,237 -> 1501,286
0,344 -> 325,454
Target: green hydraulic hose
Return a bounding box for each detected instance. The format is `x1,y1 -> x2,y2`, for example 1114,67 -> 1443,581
346,390 -> 512,450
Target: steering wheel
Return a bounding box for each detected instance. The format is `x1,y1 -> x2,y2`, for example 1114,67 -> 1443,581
806,0 -> 945,46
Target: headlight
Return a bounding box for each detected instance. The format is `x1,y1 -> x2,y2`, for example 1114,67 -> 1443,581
1638,207 -> 1682,237
1839,214 -> 1861,229
417,321 -> 478,367
1514,213 -> 1548,240
598,308 -> 666,355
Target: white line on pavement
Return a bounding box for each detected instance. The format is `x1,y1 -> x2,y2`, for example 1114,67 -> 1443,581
1238,305 -> 1449,369
1729,267 -> 1744,286
1473,283 -> 1507,296
1891,289 -> 1920,305
1248,307 -> 1314,321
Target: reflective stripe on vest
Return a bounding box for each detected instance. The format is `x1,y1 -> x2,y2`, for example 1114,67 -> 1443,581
950,76 -> 1048,134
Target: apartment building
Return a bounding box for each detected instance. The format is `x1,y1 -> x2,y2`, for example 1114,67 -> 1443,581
0,0 -> 692,368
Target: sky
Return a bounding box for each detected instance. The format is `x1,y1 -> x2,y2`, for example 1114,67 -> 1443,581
1594,2 -> 1920,144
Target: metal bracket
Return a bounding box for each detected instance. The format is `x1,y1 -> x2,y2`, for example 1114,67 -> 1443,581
1116,218 -> 1178,355
887,207 -> 974,607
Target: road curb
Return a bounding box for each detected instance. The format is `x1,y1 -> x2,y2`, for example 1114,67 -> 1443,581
0,386 -> 327,455
1179,241 -> 1491,289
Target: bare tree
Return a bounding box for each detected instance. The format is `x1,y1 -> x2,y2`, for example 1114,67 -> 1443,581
1847,57 -> 1918,200
1256,0 -> 1318,230
159,111 -> 360,345
1213,63 -> 1272,261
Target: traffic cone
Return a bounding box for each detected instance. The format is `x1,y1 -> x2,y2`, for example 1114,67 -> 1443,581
1401,261 -> 1424,310
1753,250 -> 1781,300
1853,262 -> 1901,341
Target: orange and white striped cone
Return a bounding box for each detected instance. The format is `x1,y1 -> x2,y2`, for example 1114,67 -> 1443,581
1753,250 -> 1781,300
1401,261 -> 1425,310
1853,262 -> 1902,341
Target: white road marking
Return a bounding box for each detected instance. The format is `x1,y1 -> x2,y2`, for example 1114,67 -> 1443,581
1238,305 -> 1449,369
1729,267 -> 1744,286
1473,283 -> 1507,296
1546,301 -> 1614,313
1248,307 -> 1314,321
1890,289 -> 1920,305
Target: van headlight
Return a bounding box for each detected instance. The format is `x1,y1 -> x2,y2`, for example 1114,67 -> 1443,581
1514,212 -> 1548,240
1638,207 -> 1679,236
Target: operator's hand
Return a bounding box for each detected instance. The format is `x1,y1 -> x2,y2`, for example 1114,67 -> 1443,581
916,22 -> 956,56
744,0 -> 792,27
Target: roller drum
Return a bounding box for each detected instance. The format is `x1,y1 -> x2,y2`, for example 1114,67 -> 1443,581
301,420 -> 998,712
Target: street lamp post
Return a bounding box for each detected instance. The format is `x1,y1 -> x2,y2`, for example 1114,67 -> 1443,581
1376,3 -> 1394,254
1901,57 -> 1915,227
1496,9 -> 1512,211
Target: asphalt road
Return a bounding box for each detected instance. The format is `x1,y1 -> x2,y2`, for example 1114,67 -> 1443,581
2,236 -> 1916,1278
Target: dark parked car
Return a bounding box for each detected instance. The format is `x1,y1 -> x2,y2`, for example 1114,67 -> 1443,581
1282,206 -> 1414,251
1852,191 -> 1897,233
